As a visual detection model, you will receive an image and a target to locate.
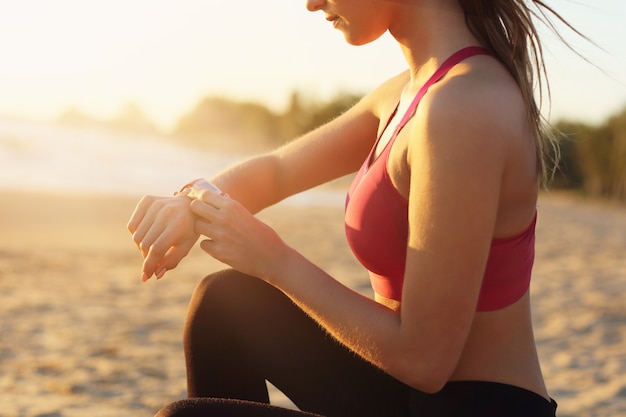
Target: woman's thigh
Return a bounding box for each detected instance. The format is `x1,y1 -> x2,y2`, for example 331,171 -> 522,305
156,397 -> 325,417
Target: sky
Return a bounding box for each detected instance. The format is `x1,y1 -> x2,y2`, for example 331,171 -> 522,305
0,0 -> 624,132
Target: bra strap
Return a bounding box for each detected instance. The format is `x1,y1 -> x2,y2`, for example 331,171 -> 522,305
392,46 -> 490,137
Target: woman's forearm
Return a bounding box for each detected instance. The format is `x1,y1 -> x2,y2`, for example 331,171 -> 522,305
264,246 -> 448,393
209,153 -> 287,214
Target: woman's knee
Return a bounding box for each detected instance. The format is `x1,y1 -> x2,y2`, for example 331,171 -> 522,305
184,269 -> 269,336
188,269 -> 250,314
154,399 -> 215,417
154,400 -> 186,417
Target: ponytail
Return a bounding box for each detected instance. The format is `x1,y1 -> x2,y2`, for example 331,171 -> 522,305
459,0 -> 583,185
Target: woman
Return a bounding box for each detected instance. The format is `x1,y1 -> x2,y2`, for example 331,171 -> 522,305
128,1 -> 569,416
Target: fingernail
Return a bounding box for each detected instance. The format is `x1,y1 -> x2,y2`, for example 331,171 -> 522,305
156,267 -> 166,280
141,272 -> 150,282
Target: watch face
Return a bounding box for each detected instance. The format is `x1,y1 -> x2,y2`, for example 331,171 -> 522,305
192,179 -> 223,195
178,179 -> 225,200
186,179 -> 225,198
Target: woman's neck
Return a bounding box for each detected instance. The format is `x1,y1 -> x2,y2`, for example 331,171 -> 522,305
387,1 -> 479,88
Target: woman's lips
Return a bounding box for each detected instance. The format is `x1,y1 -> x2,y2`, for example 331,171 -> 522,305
326,14 -> 340,28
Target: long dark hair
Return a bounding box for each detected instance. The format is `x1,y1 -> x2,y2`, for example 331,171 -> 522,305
459,0 -> 585,185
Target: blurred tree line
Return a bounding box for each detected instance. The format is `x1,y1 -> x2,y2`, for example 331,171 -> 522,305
553,106 -> 626,202
174,90 -> 626,202
57,90 -> 625,202
173,91 -> 361,153
58,102 -> 160,135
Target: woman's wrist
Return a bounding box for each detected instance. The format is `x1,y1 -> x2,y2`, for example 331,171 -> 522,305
175,179 -> 224,199
174,178 -> 201,197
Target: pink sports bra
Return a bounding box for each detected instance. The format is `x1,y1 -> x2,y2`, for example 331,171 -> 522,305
344,47 -> 536,312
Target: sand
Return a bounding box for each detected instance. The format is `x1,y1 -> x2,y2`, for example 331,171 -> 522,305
0,190 -> 624,417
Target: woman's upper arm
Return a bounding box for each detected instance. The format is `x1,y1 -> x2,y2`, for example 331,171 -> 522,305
269,72 -> 409,196
210,72 -> 408,213
396,81 -> 510,385
271,100 -> 377,192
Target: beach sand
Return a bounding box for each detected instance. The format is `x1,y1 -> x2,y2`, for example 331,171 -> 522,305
0,190 -> 624,417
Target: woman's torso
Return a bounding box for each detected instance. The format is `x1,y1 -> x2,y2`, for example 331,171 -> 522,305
353,55 -> 549,400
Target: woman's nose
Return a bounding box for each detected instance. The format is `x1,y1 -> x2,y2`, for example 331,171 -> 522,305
306,0 -> 325,12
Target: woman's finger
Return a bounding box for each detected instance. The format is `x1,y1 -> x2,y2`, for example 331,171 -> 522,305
199,238 -> 216,257
196,186 -> 230,207
142,229 -> 178,281
127,195 -> 156,233
138,221 -> 167,258
194,218 -> 217,239
154,241 -> 196,279
130,198 -> 168,249
189,198 -> 220,221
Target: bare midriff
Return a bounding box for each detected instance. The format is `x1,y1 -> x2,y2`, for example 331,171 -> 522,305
375,291 -> 550,401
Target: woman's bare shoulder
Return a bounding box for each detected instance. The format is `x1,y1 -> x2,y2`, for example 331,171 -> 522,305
414,57 -> 528,152
404,57 -> 538,231
359,70 -> 411,117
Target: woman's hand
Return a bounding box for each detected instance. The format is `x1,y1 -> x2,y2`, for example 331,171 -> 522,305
189,189 -> 289,282
127,195 -> 200,281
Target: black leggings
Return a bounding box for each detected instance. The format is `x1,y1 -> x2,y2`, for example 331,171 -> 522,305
155,270 -> 557,417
